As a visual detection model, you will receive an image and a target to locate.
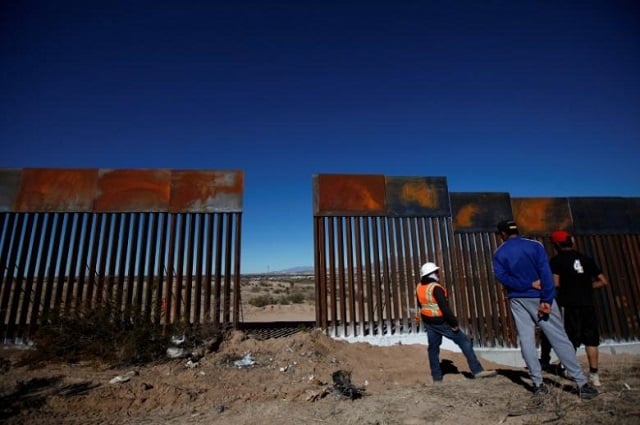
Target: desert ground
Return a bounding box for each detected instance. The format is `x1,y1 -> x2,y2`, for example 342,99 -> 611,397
1,276 -> 639,425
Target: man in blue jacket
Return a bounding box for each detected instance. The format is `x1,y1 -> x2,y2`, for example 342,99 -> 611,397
492,220 -> 598,399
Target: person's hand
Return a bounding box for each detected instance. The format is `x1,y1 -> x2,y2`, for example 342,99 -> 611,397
532,280 -> 541,290
414,313 -> 421,325
538,302 -> 551,320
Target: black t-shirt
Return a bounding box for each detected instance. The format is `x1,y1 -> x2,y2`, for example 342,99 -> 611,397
549,250 -> 602,307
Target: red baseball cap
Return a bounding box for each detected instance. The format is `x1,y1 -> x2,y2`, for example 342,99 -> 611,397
551,230 -> 571,243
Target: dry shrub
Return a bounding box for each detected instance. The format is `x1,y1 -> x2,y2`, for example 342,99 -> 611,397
21,303 -> 170,368
248,292 -> 308,307
248,294 -> 277,307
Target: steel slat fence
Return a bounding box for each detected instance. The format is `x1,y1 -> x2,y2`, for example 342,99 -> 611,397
313,174 -> 640,348
0,168 -> 244,343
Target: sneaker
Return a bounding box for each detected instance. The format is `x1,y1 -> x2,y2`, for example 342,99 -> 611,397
579,383 -> 599,400
474,370 -> 497,379
533,383 -> 549,395
589,372 -> 601,387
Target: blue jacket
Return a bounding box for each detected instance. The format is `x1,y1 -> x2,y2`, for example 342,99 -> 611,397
492,236 -> 556,304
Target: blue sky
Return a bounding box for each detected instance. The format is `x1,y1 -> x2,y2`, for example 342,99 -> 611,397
1,1 -> 639,274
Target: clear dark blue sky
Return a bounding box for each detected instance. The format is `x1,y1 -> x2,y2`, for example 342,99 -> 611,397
2,1 -> 639,273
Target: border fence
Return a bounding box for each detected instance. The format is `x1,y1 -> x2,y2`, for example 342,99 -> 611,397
0,168 -> 243,342
2,169 -> 638,349
313,174 -> 640,348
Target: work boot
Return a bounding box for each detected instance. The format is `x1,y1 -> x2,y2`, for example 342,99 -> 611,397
579,382 -> 599,399
474,370 -> 497,379
589,373 -> 601,387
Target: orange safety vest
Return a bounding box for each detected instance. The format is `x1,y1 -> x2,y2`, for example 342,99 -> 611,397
416,282 -> 446,318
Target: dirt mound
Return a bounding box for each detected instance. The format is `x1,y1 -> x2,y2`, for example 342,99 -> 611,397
1,329 -> 639,424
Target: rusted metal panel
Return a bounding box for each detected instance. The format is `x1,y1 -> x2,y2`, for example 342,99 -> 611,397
16,168 -> 98,212
170,170 -> 243,213
569,197 -> 631,234
0,169 -> 22,211
94,169 -> 171,212
1,168 -> 243,342
386,176 -> 450,217
451,192 -> 512,233
314,174 -> 386,216
511,197 -> 572,236
3,168 -> 245,214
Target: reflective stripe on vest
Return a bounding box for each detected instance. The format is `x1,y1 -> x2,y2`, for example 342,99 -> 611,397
416,282 -> 446,318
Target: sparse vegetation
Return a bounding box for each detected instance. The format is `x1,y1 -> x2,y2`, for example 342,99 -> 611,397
22,304 -> 172,367
247,291 -> 308,307
11,274 -> 314,368
248,294 -> 278,307
243,274 -> 315,308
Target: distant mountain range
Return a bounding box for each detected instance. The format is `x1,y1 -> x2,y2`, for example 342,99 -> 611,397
270,266 -> 314,274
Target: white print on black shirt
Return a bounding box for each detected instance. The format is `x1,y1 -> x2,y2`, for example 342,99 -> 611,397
573,259 -> 584,274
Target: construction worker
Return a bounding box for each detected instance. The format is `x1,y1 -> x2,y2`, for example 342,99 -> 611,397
416,261 -> 497,383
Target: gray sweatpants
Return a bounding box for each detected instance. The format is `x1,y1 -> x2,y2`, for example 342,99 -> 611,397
510,298 -> 587,386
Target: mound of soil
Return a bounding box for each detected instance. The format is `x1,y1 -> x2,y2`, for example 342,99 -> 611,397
1,327 -> 639,425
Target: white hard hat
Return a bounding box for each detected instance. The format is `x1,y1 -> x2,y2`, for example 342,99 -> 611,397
420,262 -> 440,277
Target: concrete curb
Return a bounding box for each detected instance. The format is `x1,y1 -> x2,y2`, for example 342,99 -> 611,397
334,334 -> 640,368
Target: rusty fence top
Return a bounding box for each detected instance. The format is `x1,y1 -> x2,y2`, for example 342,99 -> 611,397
0,168 -> 243,213
314,173 -> 639,235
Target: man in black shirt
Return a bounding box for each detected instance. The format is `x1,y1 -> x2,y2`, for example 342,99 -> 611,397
549,230 -> 609,387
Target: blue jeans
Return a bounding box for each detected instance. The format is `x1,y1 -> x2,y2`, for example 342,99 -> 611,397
426,322 -> 484,381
